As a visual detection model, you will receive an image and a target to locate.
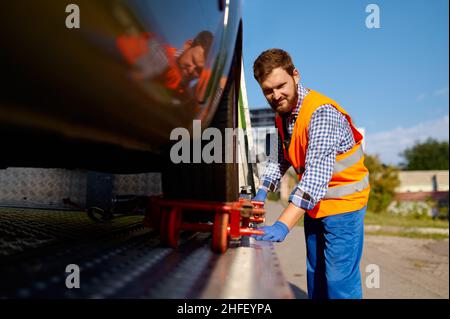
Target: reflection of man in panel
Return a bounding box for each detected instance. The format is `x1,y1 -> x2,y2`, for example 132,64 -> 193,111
116,31 -> 212,95
251,48 -> 370,299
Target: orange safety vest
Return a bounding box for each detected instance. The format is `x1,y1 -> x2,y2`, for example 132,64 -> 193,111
116,33 -> 183,91
275,89 -> 370,219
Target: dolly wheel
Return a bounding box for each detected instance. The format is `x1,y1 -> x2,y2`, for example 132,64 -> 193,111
159,208 -> 169,244
212,212 -> 229,253
160,207 -> 182,247
165,207 -> 182,248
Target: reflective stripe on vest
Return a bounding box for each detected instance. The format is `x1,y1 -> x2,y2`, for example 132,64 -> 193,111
333,144 -> 364,174
324,173 -> 369,199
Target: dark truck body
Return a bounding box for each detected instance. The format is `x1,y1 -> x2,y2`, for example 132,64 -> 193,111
0,0 -> 242,173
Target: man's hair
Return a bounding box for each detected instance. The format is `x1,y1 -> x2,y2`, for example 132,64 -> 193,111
253,48 -> 295,83
192,31 -> 213,57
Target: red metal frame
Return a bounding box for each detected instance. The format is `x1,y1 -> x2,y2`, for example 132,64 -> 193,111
145,196 -> 265,253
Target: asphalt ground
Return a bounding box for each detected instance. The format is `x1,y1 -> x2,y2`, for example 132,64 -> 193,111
264,200 -> 449,299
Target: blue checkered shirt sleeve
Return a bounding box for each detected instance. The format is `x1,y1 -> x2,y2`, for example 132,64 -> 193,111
289,105 -> 355,210
259,129 -> 291,192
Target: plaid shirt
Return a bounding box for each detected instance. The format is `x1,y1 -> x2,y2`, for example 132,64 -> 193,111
260,83 -> 355,211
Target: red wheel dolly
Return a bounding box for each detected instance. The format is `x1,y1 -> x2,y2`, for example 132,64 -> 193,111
144,196 -> 265,253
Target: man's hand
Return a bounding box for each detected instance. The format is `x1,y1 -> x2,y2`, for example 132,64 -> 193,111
252,221 -> 290,242
252,202 -> 304,242
252,189 -> 268,203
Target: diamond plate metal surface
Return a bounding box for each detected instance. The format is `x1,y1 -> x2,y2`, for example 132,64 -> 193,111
0,169 -> 162,209
0,168 -> 87,209
0,207 -> 293,299
0,207 -> 144,257
113,173 -> 162,196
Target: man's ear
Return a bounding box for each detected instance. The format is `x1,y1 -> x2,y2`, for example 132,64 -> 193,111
293,68 -> 300,84
183,39 -> 193,51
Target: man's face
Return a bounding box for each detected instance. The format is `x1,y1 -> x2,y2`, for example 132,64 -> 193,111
260,67 -> 300,114
177,44 -> 205,82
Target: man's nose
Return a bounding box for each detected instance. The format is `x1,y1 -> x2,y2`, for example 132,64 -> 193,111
186,64 -> 195,73
273,90 -> 281,100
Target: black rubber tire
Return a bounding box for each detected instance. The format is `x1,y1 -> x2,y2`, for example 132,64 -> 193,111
161,48 -> 241,202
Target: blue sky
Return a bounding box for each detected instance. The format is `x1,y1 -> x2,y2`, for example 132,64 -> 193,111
242,0 -> 449,164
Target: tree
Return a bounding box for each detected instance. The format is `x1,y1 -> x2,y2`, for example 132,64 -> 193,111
364,154 -> 400,213
400,138 -> 449,170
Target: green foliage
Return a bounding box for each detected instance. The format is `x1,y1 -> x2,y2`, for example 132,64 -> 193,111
364,154 -> 400,213
400,138 -> 449,170
267,191 -> 280,201
388,199 -> 432,219
439,206 -> 449,219
409,202 -> 431,220
365,210 -> 449,229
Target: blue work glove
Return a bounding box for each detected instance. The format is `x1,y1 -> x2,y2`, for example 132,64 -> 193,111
252,189 -> 267,203
252,221 -> 290,242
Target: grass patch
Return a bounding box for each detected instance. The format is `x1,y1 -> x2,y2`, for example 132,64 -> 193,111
364,211 -> 449,229
275,200 -> 449,236
365,230 -> 449,240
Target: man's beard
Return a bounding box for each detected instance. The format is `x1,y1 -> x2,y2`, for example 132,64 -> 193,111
271,90 -> 298,114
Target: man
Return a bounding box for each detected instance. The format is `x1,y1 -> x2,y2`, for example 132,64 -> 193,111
251,48 -> 370,299
177,31 -> 212,86
116,30 -> 213,95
